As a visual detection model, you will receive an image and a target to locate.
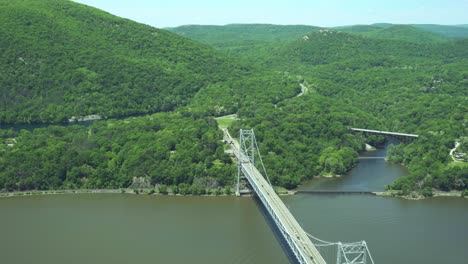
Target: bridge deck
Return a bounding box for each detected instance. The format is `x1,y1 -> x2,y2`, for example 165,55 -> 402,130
351,128 -> 419,138
224,129 -> 326,264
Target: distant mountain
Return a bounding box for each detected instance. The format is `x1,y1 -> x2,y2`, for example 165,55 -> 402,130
167,24 -> 320,45
370,23 -> 394,28
360,25 -> 449,43
411,24 -> 468,39
168,23 -> 468,68
272,29 -> 446,67
169,23 -> 468,50
339,23 -> 468,41
0,0 -> 237,124
333,25 -> 382,33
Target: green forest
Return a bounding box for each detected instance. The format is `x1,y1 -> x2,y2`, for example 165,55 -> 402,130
0,113 -> 234,192
1,0 -> 467,196
169,24 -> 468,196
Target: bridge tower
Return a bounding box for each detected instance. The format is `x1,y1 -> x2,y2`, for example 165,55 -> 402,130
237,129 -> 255,196
336,241 -> 370,264
227,128 -> 375,263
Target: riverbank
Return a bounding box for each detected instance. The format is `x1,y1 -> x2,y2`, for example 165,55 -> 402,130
0,186 -> 294,199
0,189 -> 235,199
0,189 -> 125,199
375,190 -> 466,200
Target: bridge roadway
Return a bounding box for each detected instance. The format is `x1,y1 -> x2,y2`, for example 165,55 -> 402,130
223,129 -> 326,264
351,128 -> 419,138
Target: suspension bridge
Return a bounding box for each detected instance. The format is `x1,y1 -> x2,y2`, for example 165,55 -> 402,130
223,128 -> 374,264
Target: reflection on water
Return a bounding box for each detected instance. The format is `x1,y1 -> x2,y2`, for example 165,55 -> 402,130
288,140 -> 468,264
299,139 -> 407,192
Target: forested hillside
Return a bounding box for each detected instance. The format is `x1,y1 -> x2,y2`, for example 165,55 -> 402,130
412,24 -> 468,40
336,23 -> 468,40
171,24 -> 468,195
167,24 -> 319,48
1,1 -> 466,195
0,0 -> 307,191
231,95 -> 383,188
0,113 -> 235,192
0,0 -> 209,123
342,25 -> 449,43
167,24 -> 319,62
281,32 -> 467,195
0,0 -> 296,124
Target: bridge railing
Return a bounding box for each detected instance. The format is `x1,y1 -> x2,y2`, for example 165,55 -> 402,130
239,162 -> 311,264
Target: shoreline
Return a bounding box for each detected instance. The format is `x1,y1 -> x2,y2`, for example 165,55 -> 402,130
374,190 -> 466,200
0,187 -> 295,199
0,189 -> 128,199
2,188 -> 465,200
0,189 -> 229,199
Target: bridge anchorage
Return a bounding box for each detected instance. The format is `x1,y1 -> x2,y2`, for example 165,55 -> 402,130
225,128 -> 375,264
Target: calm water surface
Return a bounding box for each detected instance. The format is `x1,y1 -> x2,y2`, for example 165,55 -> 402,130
0,195 -> 288,264
1,141 -> 467,264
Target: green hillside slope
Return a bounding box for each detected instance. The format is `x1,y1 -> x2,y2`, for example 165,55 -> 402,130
271,31 -> 468,195
339,24 -> 468,41
334,25 -> 382,33
1,4 -> 466,195
167,24 -> 320,60
0,0 -> 244,124
0,1 -> 305,191
273,30 -> 448,67
412,24 -> 468,39
167,24 -> 320,45
348,25 -> 449,43
172,23 -> 468,194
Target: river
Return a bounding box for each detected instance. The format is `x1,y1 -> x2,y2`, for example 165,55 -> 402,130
0,142 -> 467,264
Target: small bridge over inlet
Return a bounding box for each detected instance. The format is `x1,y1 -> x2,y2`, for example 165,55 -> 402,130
223,129 -> 374,264
351,128 -> 419,139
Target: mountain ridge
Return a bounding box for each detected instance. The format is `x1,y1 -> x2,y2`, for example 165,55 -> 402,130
0,0 -> 238,124
169,23 -> 468,44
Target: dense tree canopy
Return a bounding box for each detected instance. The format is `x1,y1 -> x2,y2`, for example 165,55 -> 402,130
172,23 -> 468,193
0,0 -> 296,125
1,1 -> 467,193
0,113 -> 235,191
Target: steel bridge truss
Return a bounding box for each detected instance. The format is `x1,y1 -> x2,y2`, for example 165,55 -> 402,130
337,242 -> 372,264
237,129 -> 254,195
237,129 -> 271,195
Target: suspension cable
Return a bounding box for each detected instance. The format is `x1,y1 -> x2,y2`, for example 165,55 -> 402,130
304,231 -> 339,245
365,242 -> 376,264
253,135 -> 272,186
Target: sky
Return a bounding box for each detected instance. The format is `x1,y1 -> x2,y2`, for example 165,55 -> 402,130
72,0 -> 468,28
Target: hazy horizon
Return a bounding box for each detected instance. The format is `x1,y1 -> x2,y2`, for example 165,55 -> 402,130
72,0 -> 468,29
162,22 -> 468,29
